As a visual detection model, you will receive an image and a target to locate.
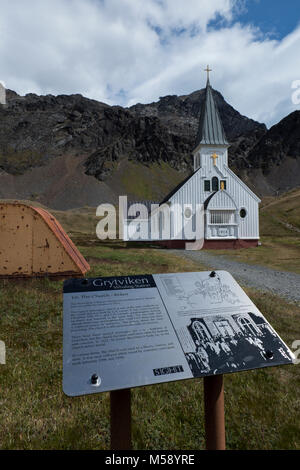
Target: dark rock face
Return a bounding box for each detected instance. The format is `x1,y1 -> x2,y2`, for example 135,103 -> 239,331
0,87 -> 266,179
0,90 -> 112,174
243,110 -> 300,194
247,111 -> 300,171
129,89 -> 267,172
0,87 -> 299,206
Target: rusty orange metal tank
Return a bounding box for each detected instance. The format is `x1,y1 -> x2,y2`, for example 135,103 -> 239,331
0,202 -> 90,278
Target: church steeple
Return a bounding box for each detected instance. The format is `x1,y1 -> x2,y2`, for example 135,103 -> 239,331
195,67 -> 228,148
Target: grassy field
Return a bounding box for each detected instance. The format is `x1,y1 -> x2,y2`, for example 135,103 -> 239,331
203,188 -> 300,274
2,187 -> 300,274
48,188 -> 300,275
0,238 -> 299,450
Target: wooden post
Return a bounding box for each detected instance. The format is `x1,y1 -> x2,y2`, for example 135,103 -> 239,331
110,388 -> 132,450
203,375 -> 226,450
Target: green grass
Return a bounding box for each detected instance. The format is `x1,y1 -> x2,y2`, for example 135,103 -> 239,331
261,188 -> 300,232
118,160 -> 187,201
0,242 -> 299,450
212,236 -> 300,274
203,189 -> 300,274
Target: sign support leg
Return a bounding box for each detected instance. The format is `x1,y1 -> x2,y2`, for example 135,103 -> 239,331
110,388 -> 132,450
203,375 -> 226,450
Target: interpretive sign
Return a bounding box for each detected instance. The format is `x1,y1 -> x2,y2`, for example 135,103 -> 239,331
63,271 -> 294,397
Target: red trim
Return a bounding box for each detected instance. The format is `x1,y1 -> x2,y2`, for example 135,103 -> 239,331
154,239 -> 259,250
203,239 -> 259,249
156,240 -> 187,249
33,206 -> 90,274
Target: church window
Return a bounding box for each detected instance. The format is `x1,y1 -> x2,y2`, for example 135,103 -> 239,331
204,180 -> 210,192
214,320 -> 234,338
238,316 -> 256,335
210,210 -> 235,224
240,208 -> 247,218
193,321 -> 211,341
184,206 -> 192,219
220,180 -> 227,190
212,177 -> 219,191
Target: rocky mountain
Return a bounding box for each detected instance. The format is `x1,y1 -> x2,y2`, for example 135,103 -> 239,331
245,111 -> 300,194
0,87 -> 298,209
129,89 -> 266,171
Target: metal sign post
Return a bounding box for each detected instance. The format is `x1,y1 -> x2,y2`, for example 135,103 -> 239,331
109,378 -> 226,451
203,375 -> 226,450
110,388 -> 132,450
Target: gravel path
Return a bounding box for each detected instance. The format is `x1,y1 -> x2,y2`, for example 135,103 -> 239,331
167,249 -> 300,304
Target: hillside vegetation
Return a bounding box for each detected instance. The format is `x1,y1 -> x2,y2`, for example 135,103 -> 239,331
209,189 -> 300,274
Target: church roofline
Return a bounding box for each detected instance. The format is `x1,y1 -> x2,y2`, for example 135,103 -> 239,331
192,141 -> 230,155
160,166 -> 261,206
226,167 -> 261,202
204,189 -> 238,210
195,76 -> 229,148
159,171 -> 196,205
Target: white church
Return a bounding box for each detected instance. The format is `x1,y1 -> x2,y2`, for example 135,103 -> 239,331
123,70 -> 260,249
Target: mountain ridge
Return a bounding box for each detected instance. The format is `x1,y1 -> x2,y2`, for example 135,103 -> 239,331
0,87 -> 298,209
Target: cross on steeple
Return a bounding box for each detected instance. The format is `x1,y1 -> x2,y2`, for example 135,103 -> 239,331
204,65 -> 212,82
211,153 -> 218,166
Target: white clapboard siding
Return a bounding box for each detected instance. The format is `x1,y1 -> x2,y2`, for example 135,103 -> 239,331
168,146 -> 260,240
123,140 -> 260,242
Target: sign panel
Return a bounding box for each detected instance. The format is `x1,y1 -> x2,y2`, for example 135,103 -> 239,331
63,271 -> 294,396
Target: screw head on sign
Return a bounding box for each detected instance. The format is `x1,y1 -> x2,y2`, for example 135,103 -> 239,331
91,374 -> 99,385
265,350 -> 274,359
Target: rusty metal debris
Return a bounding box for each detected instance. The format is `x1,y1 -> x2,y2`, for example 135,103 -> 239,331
0,202 -> 90,278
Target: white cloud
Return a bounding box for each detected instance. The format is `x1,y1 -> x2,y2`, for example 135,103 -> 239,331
0,0 -> 299,126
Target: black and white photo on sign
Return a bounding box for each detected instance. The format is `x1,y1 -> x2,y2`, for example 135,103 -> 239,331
181,311 -> 292,376
153,271 -> 294,376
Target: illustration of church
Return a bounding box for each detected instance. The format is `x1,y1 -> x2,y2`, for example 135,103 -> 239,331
123,68 -> 260,249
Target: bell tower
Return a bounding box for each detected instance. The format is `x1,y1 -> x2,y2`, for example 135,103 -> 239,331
193,66 -> 229,173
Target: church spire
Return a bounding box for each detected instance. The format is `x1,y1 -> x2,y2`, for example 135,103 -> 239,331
195,68 -> 228,147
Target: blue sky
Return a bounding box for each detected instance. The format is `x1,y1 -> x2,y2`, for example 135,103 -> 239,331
0,0 -> 299,127
236,0 -> 300,40
208,0 -> 299,39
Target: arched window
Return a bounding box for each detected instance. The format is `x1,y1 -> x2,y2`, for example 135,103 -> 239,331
238,316 -> 256,335
193,321 -> 211,341
212,177 -> 219,191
